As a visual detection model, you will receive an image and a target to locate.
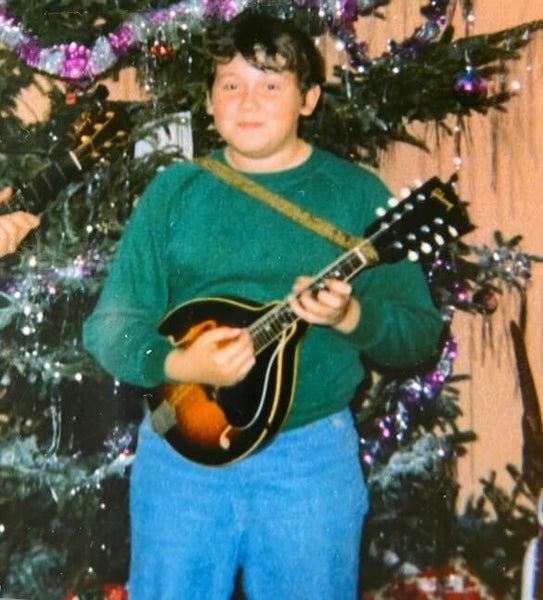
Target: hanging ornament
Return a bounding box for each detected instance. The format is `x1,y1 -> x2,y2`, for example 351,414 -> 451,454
454,66 -> 488,106
420,0 -> 449,25
472,285 -> 499,315
149,37 -> 177,63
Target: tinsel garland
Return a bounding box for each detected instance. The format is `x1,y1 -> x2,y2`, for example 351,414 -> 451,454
0,0 -> 451,83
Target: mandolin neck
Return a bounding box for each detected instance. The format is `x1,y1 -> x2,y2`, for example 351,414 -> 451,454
0,151 -> 84,216
248,238 -> 379,354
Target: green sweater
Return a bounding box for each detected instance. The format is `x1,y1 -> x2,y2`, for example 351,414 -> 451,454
83,147 -> 443,430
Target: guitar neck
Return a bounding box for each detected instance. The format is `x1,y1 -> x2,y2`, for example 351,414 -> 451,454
249,238 -> 379,354
0,151 -> 84,216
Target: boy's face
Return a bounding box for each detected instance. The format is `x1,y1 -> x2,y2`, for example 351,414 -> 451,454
207,54 -> 320,171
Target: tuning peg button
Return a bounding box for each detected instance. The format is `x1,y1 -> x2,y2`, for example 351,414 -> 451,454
375,207 -> 387,217
420,242 -> 433,254
407,250 -> 419,262
387,197 -> 399,207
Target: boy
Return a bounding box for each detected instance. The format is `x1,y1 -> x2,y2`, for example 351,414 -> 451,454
83,10 -> 444,599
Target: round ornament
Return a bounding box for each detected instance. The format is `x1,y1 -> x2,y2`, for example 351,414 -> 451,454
472,286 -> 499,315
454,67 -> 488,105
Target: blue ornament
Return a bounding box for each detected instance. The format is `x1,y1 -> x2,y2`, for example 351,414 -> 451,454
454,67 -> 488,105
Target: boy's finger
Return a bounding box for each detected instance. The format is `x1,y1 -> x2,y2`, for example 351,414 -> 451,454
0,187 -> 12,204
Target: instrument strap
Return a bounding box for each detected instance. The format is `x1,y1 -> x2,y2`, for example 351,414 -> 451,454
195,156 -> 361,250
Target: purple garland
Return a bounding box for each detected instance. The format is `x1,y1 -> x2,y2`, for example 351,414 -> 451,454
0,0 -> 451,83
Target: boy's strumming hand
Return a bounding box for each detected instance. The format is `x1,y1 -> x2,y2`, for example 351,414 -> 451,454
164,326 -> 256,387
288,276 -> 361,334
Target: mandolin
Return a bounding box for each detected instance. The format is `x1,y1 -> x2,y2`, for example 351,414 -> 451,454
0,86 -> 129,217
148,175 -> 473,467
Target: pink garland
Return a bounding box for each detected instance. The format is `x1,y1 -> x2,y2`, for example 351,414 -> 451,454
0,0 -> 451,83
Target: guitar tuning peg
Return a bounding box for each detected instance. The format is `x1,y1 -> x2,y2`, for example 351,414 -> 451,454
400,187 -> 411,198
387,197 -> 399,207
448,225 -> 459,238
407,249 -> 419,262
375,206 -> 387,217
434,233 -> 445,246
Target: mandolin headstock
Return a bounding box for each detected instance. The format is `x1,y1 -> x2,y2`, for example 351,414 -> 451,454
365,175 -> 474,264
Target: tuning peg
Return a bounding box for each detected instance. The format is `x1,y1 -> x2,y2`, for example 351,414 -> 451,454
375,206 -> 387,217
448,225 -> 459,238
420,242 -> 433,254
413,178 -> 423,187
400,187 -> 411,198
387,197 -> 399,207
416,193 -> 426,202
407,249 -> 419,262
434,233 -> 445,246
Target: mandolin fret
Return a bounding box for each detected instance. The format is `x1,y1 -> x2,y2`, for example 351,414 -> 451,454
248,243 -> 375,355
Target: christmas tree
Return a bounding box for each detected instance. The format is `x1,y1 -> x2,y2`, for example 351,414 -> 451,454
0,1 -> 541,599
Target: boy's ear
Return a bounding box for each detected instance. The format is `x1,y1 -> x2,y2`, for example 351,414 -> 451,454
300,84 -> 321,117
206,91 -> 214,116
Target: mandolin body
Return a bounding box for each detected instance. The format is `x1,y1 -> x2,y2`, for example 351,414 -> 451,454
148,297 -> 308,466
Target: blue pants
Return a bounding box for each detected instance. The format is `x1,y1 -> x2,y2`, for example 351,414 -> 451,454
128,409 -> 369,599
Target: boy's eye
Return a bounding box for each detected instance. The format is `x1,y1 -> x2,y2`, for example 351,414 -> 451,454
265,83 -> 281,91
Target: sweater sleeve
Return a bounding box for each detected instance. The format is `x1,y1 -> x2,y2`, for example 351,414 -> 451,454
83,167 -> 181,388
346,259 -> 444,369
342,169 -> 444,370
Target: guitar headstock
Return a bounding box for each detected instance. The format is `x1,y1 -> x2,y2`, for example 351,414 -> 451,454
71,89 -> 130,167
365,176 -> 474,263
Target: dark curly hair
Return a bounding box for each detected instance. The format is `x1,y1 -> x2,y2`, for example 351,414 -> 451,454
204,11 -> 325,96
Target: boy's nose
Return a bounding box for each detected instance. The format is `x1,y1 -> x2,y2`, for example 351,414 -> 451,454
239,88 -> 258,108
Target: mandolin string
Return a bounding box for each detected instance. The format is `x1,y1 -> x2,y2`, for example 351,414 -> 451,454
249,238 -> 377,355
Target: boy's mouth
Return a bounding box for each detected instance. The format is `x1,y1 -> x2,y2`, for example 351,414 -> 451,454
237,121 -> 264,129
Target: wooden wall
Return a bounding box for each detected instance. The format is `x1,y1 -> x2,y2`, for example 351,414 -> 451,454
354,1 -> 543,503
